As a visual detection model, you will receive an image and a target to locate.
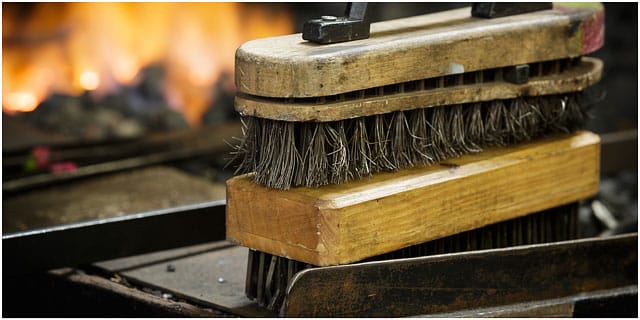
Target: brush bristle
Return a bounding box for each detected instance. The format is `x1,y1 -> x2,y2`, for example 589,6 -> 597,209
231,92 -> 593,190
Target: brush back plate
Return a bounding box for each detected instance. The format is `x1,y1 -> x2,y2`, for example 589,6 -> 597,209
235,3 -> 604,98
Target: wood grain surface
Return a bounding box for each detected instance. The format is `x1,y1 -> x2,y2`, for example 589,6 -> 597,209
235,57 -> 602,121
226,131 -> 601,266
235,3 -> 604,98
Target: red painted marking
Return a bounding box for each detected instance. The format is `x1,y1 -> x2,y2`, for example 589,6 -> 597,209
32,146 -> 51,169
582,8 -> 605,55
50,161 -> 78,174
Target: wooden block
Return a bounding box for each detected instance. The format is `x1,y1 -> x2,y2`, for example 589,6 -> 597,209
226,131 -> 600,266
236,57 -> 602,122
235,3 -> 604,98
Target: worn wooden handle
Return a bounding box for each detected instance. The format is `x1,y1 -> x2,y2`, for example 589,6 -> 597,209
226,131 -> 600,266
235,3 -> 604,98
236,57 -> 602,122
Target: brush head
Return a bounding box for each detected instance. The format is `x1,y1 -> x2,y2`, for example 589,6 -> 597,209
229,4 -> 605,189
231,90 -> 599,190
235,3 -> 604,99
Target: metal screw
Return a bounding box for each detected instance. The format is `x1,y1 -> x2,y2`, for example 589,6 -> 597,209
166,264 -> 176,272
321,15 -> 337,21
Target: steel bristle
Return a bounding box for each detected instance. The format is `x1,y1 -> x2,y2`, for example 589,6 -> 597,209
231,92 -> 592,190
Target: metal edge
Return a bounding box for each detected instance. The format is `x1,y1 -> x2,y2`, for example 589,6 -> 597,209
3,200 -> 227,275
283,233 -> 638,317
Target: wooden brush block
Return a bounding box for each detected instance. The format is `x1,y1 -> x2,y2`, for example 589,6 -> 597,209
226,131 -> 600,266
235,3 -> 604,98
236,57 -> 602,122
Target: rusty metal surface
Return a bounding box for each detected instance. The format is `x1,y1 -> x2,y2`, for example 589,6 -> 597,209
283,234 -> 638,317
3,166 -> 226,233
422,285 -> 637,317
4,267 -> 226,317
56,268 -> 224,317
572,285 -> 638,317
93,235 -> 636,317
246,204 -> 580,312
93,240 -> 273,317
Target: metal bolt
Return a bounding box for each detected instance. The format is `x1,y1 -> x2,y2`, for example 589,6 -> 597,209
321,15 -> 337,22
217,277 -> 226,283
166,264 -> 176,272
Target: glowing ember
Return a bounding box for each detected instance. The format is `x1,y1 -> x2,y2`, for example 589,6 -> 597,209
6,92 -> 39,112
113,56 -> 139,85
79,70 -> 100,91
2,3 -> 294,125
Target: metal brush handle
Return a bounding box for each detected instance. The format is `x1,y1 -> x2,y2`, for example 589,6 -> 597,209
302,2 -> 369,44
302,2 -> 552,44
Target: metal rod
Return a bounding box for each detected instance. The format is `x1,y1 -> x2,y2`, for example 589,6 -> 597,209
3,200 -> 227,275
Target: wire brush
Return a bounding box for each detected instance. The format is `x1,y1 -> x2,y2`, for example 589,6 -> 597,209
229,4 -> 605,190
233,91 -> 597,189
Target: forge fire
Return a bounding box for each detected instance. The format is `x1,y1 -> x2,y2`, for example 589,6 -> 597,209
3,3 -> 292,128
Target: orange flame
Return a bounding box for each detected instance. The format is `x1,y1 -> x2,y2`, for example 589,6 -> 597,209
6,92 -> 39,112
79,70 -> 99,91
2,3 -> 293,125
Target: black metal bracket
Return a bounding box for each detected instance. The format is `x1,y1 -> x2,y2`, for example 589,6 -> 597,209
302,2 -> 369,44
471,2 -> 553,18
303,2 -> 553,44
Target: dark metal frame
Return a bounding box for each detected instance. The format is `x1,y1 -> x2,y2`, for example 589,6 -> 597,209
3,200 -> 226,275
302,2 -> 369,44
283,233 -> 638,317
